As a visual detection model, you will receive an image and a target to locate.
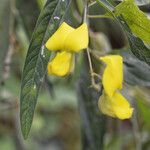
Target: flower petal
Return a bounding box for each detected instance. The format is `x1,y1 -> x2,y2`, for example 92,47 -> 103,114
45,22 -> 75,51
112,92 -> 133,120
64,23 -> 89,52
100,55 -> 123,97
47,51 -> 74,76
98,93 -> 116,118
45,22 -> 89,52
98,92 -> 133,120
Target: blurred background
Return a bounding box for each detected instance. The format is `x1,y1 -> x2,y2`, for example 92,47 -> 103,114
0,0 -> 150,150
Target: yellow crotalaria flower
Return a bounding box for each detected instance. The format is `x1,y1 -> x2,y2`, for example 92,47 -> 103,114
46,22 -> 75,51
98,92 -> 133,120
63,23 -> 89,52
100,55 -> 123,97
45,22 -> 89,77
45,22 -> 89,52
47,51 -> 74,77
99,55 -> 133,119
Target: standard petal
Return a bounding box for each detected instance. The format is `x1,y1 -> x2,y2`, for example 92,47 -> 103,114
47,51 -> 74,76
45,22 -> 74,51
64,23 -> 89,52
100,55 -> 123,97
98,92 -> 133,120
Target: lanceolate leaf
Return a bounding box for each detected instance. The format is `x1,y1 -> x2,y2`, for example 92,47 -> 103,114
123,53 -> 150,86
113,0 -> 150,66
96,0 -> 115,15
115,0 -> 150,45
96,0 -> 150,67
118,18 -> 150,66
20,0 -> 71,139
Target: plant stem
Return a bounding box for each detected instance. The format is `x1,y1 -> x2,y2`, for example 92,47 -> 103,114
84,0 -> 101,91
88,14 -> 112,19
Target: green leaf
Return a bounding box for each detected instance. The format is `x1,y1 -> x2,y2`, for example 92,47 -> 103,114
118,17 -> 150,66
96,0 -> 115,16
95,0 -> 150,66
37,0 -> 46,10
115,0 -> 150,45
20,0 -> 71,139
123,53 -> 150,86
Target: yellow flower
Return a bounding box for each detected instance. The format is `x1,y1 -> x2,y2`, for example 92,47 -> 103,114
100,55 -> 123,97
47,51 -> 74,77
98,92 -> 133,119
99,55 -> 133,119
45,22 -> 89,76
46,22 -> 88,52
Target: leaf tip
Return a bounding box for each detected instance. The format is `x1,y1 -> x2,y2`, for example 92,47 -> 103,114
20,112 -> 32,140
20,122 -> 31,140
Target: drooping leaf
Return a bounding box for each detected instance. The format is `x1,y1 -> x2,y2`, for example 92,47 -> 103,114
115,0 -> 150,65
95,0 -> 150,85
0,0 -> 10,84
95,0 -> 150,66
96,0 -> 115,15
115,0 -> 150,45
37,0 -> 46,10
118,17 -> 150,66
117,20 -> 150,78
20,0 -> 71,139
123,53 -> 150,86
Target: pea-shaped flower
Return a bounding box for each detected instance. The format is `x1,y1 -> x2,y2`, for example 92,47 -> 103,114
99,55 -> 133,119
99,92 -> 133,119
100,55 -> 123,97
45,22 -> 89,76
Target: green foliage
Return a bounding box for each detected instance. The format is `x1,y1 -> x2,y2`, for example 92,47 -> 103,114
112,50 -> 150,86
115,0 -> 150,44
96,0 -> 115,15
118,18 -> 150,66
37,0 -> 46,9
1,0 -> 150,149
20,0 -> 71,139
97,0 -> 150,66
124,54 -> 150,86
16,0 -> 150,148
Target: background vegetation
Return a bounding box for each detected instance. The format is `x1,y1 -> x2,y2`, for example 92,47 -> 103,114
0,0 -> 150,150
